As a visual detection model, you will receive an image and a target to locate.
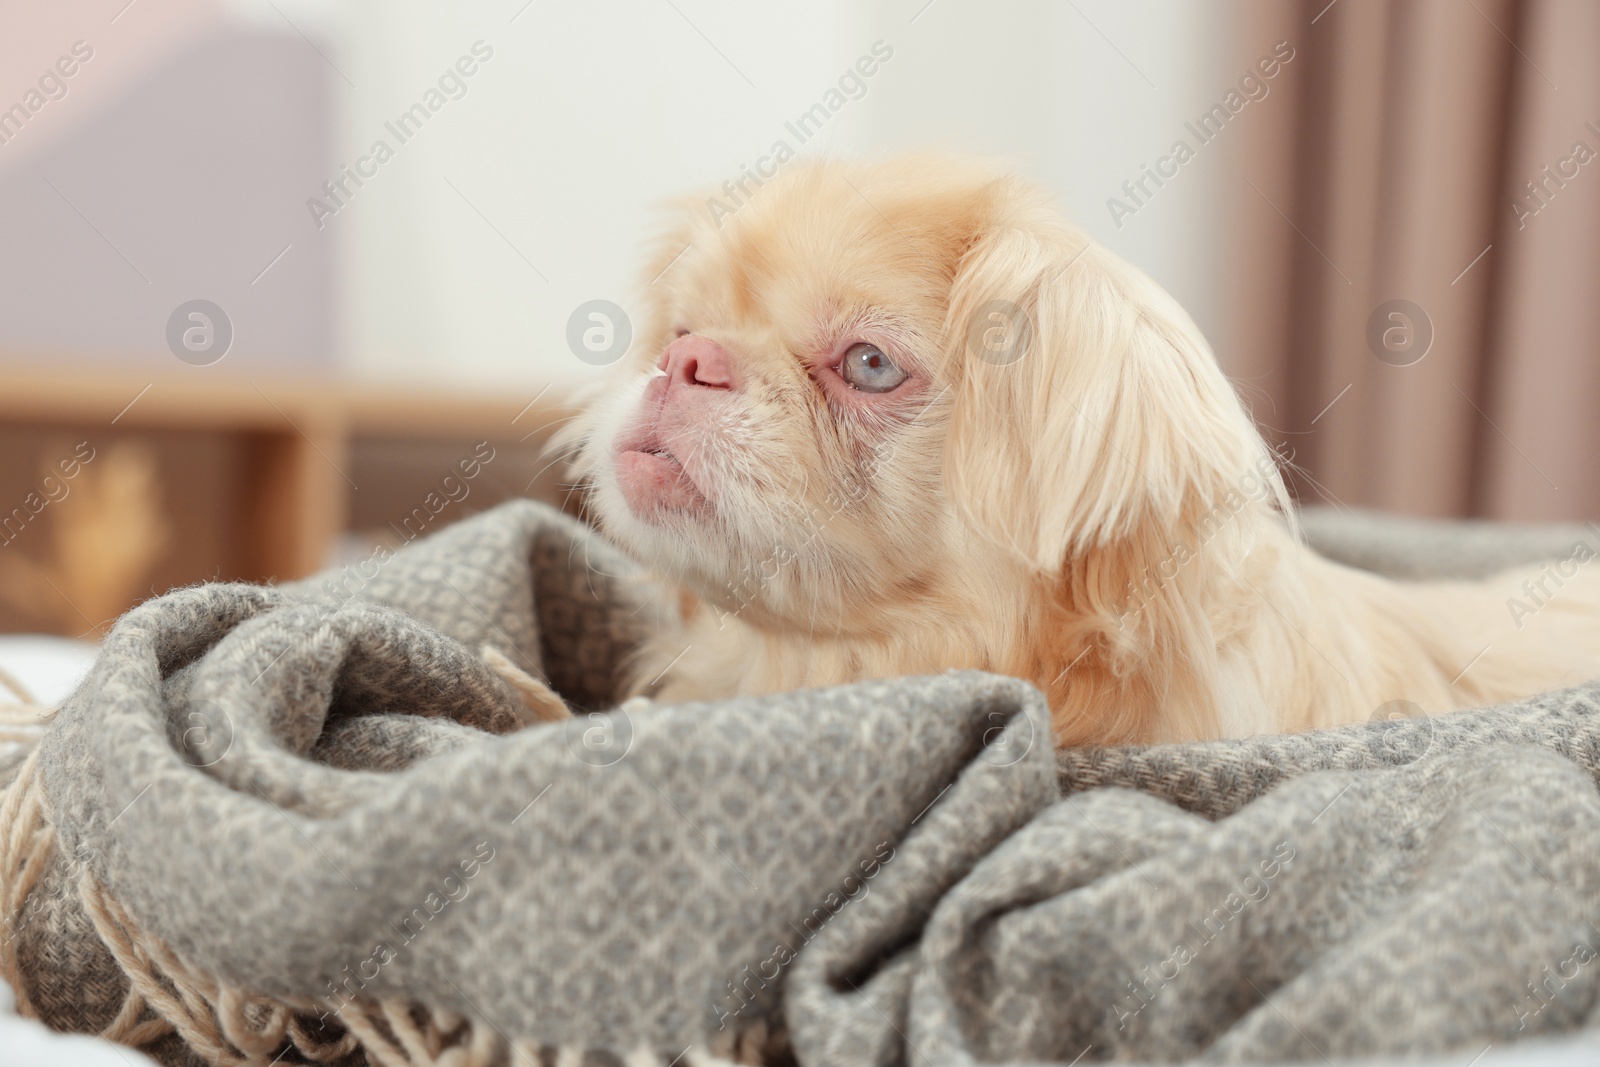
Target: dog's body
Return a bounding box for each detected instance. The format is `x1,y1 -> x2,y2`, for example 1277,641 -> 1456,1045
566,156 -> 1600,745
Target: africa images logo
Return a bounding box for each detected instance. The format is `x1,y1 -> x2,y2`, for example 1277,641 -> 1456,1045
702,41 -> 894,228
0,40 -> 94,148
306,41 -> 495,229
1106,41 -> 1295,229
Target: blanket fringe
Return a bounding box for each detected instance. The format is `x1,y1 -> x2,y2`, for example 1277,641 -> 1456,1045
0,750 -> 494,1066
480,645 -> 573,725
0,666 -> 57,1002
0,670 -> 52,746
0,746 -> 51,1019
1,736 -> 754,1067
81,865 -> 522,1066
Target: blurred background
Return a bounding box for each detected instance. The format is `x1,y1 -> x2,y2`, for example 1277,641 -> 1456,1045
1,0 -> 1598,643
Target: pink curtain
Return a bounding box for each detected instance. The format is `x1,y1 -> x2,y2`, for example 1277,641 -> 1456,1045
1216,0 -> 1600,522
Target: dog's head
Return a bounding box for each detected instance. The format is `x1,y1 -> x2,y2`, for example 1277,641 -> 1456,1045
569,156 -> 1282,667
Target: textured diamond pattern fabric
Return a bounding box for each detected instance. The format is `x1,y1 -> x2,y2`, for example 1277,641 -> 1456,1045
9,500 -> 1600,1066
13,501 -> 1053,1065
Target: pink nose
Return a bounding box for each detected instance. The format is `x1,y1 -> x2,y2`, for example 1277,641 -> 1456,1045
658,335 -> 736,390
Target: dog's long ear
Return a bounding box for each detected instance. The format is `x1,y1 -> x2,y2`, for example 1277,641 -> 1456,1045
943,216 -> 1288,576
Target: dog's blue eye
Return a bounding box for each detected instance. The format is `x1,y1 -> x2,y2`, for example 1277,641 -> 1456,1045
838,343 -> 907,393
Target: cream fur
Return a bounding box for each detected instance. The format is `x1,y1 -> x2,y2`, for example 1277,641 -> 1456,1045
559,155 -> 1600,746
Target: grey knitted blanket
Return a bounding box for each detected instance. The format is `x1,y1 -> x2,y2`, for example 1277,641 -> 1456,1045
6,500 -> 1600,1066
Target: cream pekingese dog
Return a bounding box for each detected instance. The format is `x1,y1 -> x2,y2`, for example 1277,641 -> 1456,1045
564,156 -> 1600,746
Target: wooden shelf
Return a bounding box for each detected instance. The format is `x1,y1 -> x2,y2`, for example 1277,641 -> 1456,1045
0,369 -> 573,436
0,369 -> 578,634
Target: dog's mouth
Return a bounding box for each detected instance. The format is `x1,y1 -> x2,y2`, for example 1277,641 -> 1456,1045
612,433 -> 709,519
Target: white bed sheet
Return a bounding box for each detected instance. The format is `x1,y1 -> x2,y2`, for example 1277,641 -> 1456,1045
0,634 -> 98,708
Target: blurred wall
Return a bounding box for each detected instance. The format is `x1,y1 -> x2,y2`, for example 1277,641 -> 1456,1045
2,0 -> 1230,389
0,21 -> 335,373
0,0 -> 221,167
215,0 -> 1229,393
